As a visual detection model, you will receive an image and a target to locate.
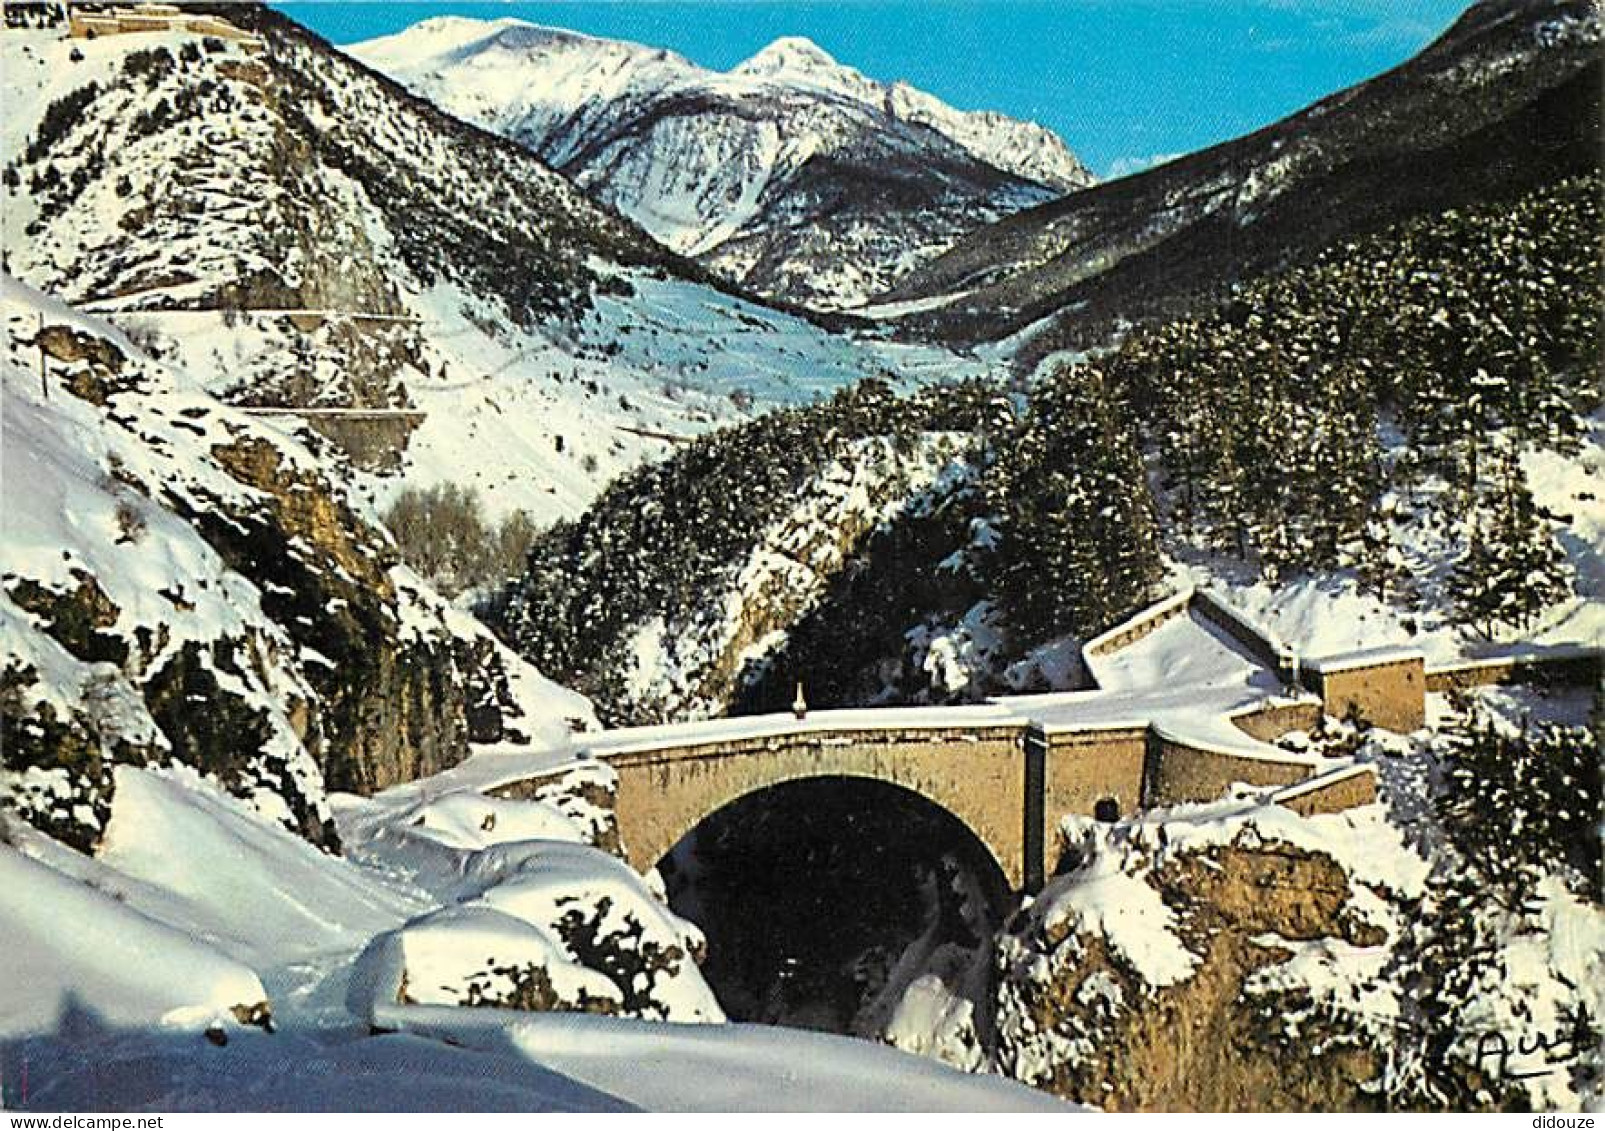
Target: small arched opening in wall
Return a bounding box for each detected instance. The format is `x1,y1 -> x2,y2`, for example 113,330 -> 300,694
1094,797 -> 1121,823
654,775 -> 1012,1040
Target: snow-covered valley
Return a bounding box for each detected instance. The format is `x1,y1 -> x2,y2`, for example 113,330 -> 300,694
0,18 -> 1005,533
0,270 -> 1065,1111
1,757 -> 1069,1112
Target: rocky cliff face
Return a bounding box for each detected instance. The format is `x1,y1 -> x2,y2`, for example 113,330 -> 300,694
352,18 -> 1095,311
1,277 -> 591,853
995,822 -> 1395,1109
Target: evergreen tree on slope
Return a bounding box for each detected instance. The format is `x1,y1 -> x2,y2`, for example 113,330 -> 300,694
1450,445 -> 1570,638
985,364 -> 1162,648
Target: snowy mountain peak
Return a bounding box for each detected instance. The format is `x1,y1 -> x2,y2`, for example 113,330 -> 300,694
366,14 -> 534,60
479,18 -> 685,65
734,35 -> 845,78
352,17 -> 1096,310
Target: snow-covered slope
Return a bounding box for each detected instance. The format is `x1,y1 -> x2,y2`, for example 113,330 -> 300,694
0,741 -> 1068,1112
0,13 -> 998,531
0,273 -> 587,854
487,380 -> 990,726
995,685 -> 1602,1111
351,17 -> 1095,310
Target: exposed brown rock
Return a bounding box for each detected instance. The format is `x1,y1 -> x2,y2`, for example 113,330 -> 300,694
997,838 -> 1391,1111
5,572 -> 127,666
36,324 -> 126,372
210,435 -> 395,595
458,961 -> 620,1017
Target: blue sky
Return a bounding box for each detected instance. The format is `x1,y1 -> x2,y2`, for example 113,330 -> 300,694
278,1 -> 1474,177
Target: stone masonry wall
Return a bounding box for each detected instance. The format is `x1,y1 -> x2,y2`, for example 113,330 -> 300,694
1425,651 -> 1601,693
1145,734 -> 1310,808
1274,766 -> 1378,817
1309,657 -> 1425,732
1230,701 -> 1324,742
1043,726 -> 1149,823
609,726 -> 1030,889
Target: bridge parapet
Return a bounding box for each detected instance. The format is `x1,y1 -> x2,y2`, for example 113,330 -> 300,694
602,721 -> 1023,770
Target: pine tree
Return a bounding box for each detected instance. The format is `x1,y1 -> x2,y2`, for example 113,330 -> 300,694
1346,513 -> 1401,601
1450,446 -> 1570,637
984,363 -> 1162,646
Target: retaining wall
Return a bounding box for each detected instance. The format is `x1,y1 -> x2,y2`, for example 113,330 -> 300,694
1144,728 -> 1312,808
1272,765 -> 1378,817
1425,648 -> 1602,693
1230,700 -> 1324,742
302,412 -> 426,472
1304,653 -> 1425,732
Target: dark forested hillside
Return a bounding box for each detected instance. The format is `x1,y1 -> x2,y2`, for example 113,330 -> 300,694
491,173 -> 1601,724
483,380 -> 1004,723
880,0 -> 1600,357
1112,175 -> 1599,598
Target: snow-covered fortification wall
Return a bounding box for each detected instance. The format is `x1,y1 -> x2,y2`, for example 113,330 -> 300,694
1301,650 -> 1426,733
1423,646 -> 1603,693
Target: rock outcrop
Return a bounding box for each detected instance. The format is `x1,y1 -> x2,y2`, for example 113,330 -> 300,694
996,828 -> 1388,1109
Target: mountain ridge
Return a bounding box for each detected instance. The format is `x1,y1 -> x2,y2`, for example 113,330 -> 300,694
350,16 -> 1095,310
876,0 -> 1601,357
2,2 -> 971,534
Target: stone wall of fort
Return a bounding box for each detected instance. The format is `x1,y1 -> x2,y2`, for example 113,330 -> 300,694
1083,590 -> 1194,660
1425,648 -> 1601,694
1230,700 -> 1324,742
1272,765 -> 1378,817
1144,728 -> 1311,809
1304,655 -> 1426,732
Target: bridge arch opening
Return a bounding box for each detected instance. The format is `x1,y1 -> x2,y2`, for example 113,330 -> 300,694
655,774 -> 1011,1038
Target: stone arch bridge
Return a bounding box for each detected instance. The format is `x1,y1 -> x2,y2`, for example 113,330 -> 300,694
479,589 -> 1595,896
568,703 -> 1371,894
